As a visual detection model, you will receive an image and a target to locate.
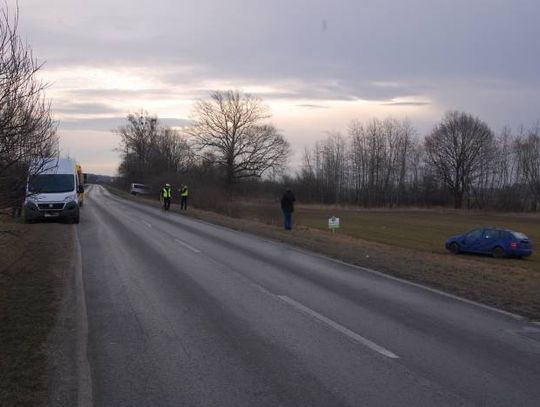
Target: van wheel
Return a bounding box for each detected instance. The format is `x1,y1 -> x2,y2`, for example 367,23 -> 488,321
449,242 -> 460,254
492,246 -> 505,258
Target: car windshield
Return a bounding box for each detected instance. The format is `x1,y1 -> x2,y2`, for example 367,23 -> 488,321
29,174 -> 74,193
512,232 -> 528,240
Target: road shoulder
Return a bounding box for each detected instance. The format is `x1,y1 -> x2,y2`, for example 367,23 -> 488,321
0,217 -> 76,406
47,226 -> 92,407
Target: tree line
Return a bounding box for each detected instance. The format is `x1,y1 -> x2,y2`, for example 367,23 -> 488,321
0,5 -> 57,212
116,91 -> 540,212
294,112 -> 540,210
116,90 -> 289,208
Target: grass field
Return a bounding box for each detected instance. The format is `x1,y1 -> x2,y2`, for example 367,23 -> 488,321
236,202 -> 540,273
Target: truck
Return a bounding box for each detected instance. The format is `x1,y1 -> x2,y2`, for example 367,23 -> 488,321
23,158 -> 84,224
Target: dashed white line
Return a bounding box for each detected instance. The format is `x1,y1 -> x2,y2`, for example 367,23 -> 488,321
278,295 -> 399,359
250,282 -> 272,295
141,220 -> 152,228
174,238 -> 201,253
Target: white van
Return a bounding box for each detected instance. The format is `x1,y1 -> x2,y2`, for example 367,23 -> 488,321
23,158 -> 83,223
130,183 -> 151,196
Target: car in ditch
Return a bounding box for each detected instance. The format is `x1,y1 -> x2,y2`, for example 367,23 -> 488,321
446,228 -> 533,258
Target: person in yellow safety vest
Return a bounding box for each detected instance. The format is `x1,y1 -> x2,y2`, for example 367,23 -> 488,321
180,184 -> 189,210
162,183 -> 172,210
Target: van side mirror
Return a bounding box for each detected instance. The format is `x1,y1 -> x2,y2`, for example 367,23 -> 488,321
77,185 -> 84,193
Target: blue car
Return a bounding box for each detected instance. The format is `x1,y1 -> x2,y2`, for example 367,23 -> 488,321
446,228 -> 533,258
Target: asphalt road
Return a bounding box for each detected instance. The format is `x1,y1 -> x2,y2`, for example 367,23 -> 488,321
78,185 -> 540,407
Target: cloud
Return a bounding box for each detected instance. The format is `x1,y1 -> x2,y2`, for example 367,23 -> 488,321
25,1 -> 540,86
64,88 -> 182,99
296,104 -> 329,109
53,102 -> 123,115
58,117 -> 191,131
15,0 -> 540,175
382,101 -> 431,107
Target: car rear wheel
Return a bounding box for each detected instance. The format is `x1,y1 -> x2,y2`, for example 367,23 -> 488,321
492,246 -> 505,258
449,242 -> 460,254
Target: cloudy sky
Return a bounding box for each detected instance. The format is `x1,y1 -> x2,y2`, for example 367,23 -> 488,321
15,0 -> 540,175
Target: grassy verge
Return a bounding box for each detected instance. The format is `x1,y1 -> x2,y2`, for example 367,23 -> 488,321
248,204 -> 540,271
105,186 -> 540,320
0,216 -> 73,406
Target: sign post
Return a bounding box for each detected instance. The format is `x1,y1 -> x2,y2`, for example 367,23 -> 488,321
328,216 -> 340,233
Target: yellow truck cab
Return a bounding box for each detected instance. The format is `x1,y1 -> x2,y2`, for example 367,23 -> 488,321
76,163 -> 85,206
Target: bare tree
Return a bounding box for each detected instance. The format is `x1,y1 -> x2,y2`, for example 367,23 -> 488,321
424,111 -> 494,209
0,4 -> 58,212
116,111 -> 159,180
514,126 -> 540,210
348,118 -> 416,206
186,90 -> 289,190
301,133 -> 348,203
116,111 -> 192,182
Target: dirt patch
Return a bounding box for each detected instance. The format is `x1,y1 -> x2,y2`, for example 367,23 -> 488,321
0,215 -> 74,406
107,187 -> 540,321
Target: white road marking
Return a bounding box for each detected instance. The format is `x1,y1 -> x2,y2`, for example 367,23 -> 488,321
281,245 -> 525,321
141,220 -> 152,228
250,282 -> 272,295
278,295 -> 399,359
174,238 -> 201,253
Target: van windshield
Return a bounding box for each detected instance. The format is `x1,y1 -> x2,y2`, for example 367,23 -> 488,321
29,174 -> 74,193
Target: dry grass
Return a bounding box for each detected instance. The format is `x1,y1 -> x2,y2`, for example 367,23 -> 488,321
235,202 -> 540,272
0,215 -> 72,406
106,187 -> 540,320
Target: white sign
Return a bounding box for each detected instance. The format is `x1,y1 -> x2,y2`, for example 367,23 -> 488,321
328,216 -> 340,230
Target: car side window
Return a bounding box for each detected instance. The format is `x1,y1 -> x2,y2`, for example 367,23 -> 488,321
483,229 -> 496,239
466,229 -> 483,241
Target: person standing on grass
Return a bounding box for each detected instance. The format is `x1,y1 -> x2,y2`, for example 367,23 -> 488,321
162,183 -> 172,210
180,184 -> 189,210
281,188 -> 295,230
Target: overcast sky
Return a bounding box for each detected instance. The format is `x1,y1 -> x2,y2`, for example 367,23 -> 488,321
15,0 -> 540,175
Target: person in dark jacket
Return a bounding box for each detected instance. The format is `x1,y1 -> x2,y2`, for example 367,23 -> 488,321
179,184 -> 188,210
280,188 -> 295,230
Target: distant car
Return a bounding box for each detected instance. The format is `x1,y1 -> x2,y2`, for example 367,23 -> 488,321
130,183 -> 151,196
446,228 -> 533,258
